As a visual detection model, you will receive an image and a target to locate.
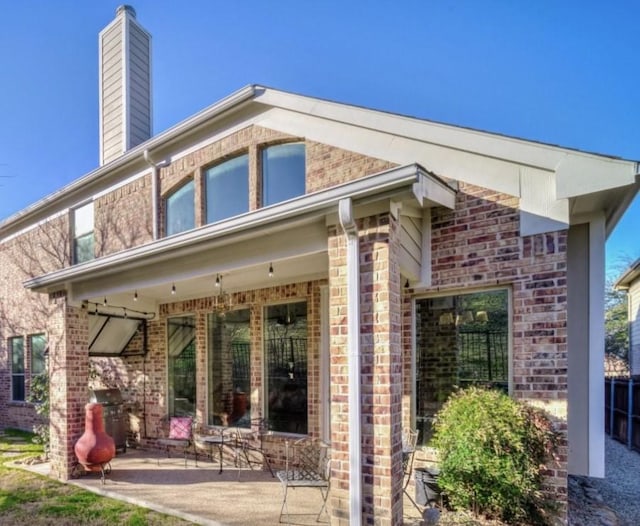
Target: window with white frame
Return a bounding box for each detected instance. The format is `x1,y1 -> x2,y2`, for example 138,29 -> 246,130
205,154 -> 249,224
73,202 -> 94,264
262,143 -> 306,207
414,288 -> 510,445
264,301 -> 308,434
10,337 -> 25,401
165,180 -> 195,236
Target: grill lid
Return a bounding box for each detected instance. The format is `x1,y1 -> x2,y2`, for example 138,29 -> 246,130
89,388 -> 123,405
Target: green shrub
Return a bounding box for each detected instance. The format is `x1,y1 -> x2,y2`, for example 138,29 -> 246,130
431,387 -> 558,525
26,372 -> 50,457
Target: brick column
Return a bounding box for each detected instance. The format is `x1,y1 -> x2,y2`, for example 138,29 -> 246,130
48,294 -> 89,480
328,212 -> 403,525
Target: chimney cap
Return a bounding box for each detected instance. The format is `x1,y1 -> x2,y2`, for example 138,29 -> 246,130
116,5 -> 136,18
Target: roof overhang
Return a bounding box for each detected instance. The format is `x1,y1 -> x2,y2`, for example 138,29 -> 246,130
614,258 -> 640,290
3,85 -> 638,242
24,164 -> 455,306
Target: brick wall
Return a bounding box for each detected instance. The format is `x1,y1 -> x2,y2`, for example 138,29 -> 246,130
403,182 -> 569,516
328,212 -> 403,526
95,175 -> 153,256
0,215 -> 70,431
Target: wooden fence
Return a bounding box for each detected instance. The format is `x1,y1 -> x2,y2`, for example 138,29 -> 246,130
604,377 -> 640,452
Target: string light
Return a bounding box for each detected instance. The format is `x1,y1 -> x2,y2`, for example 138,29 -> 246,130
215,274 -> 221,287
103,297 -> 107,306
133,291 -> 138,301
268,263 -> 274,278
171,283 -> 176,295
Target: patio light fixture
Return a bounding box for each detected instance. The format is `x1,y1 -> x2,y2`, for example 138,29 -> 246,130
268,263 -> 274,277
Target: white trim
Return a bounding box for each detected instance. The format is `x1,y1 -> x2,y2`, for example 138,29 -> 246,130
588,215 -> 606,477
338,197 -> 362,526
419,209 -> 431,287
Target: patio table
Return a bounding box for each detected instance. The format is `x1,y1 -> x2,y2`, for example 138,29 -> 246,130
197,434 -> 227,474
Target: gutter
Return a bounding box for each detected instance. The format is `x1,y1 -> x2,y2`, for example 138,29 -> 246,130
25,163 -> 439,292
338,197 -> 362,526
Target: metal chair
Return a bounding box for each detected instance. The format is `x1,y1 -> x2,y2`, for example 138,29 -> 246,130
276,437 -> 330,524
233,418 -> 274,476
157,416 -> 196,467
402,428 -> 420,511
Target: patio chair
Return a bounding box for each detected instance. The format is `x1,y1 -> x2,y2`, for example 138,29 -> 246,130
276,437 -> 330,524
157,416 -> 196,467
402,428 -> 420,511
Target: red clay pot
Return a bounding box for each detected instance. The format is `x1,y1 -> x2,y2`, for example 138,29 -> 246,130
74,403 -> 115,471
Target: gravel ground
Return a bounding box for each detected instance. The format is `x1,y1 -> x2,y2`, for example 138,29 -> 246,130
569,436 -> 640,525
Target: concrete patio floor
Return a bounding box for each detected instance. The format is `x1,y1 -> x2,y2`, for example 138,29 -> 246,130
20,447 -> 424,526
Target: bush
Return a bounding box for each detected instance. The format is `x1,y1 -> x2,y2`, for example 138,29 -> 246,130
431,387 -> 558,525
26,372 -> 50,458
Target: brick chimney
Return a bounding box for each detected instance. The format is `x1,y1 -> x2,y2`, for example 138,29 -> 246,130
99,5 -> 152,165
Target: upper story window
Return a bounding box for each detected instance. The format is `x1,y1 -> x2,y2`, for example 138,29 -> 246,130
414,289 -> 510,445
262,143 -> 306,207
73,202 -> 94,264
10,337 -> 25,401
166,180 -> 195,236
205,154 -> 249,224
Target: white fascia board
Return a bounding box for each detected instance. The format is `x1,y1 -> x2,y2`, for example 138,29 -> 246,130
255,87 -> 638,179
24,164 -> 427,292
555,155 -> 638,199
255,107 -> 522,197
256,88 -> 638,208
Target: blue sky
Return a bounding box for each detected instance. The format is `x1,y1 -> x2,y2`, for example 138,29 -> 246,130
0,1 -> 638,277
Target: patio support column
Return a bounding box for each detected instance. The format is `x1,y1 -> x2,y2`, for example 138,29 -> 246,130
328,207 -> 403,525
47,293 -> 89,480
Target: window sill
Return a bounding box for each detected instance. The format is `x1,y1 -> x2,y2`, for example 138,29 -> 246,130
8,401 -> 31,408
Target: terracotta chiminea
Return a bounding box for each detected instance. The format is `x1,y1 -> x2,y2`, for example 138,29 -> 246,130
74,403 -> 115,481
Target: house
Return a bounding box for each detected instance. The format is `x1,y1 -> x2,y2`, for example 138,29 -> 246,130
1,6 -> 639,525
615,258 -> 640,376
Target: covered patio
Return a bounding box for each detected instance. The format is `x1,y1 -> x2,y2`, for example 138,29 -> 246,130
20,447 -> 424,526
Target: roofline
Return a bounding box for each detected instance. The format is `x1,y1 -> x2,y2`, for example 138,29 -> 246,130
254,85 -> 640,165
614,257 -> 640,289
24,163 -> 453,293
3,83 -> 638,235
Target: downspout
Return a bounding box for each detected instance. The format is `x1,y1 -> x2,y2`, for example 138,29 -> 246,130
338,197 -> 362,526
143,150 -> 169,241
